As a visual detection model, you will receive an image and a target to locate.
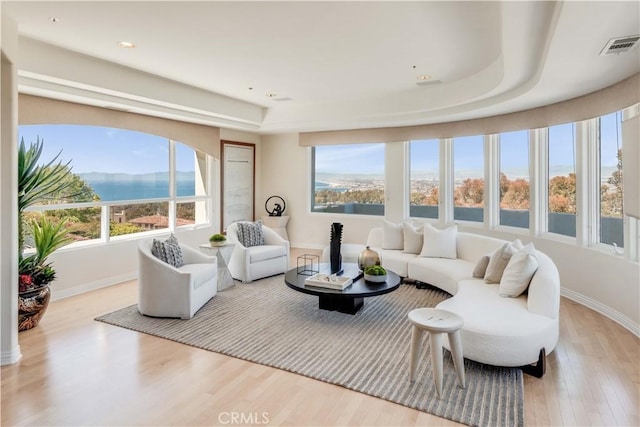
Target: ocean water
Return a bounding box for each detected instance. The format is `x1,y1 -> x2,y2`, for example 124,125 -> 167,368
87,180 -> 196,201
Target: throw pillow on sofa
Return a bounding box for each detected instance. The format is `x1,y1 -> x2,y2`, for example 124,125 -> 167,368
419,223 -> 457,259
236,221 -> 265,247
472,255 -> 490,278
151,234 -> 184,268
484,239 -> 523,284
499,243 -> 539,297
402,222 -> 423,254
382,220 -> 404,250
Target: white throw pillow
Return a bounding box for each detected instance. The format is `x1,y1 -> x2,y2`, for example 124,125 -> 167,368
402,222 -> 423,254
419,224 -> 457,259
382,220 -> 404,250
499,243 -> 539,297
484,239 -> 523,284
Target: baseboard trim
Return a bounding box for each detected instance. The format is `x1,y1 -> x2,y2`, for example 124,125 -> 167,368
1,346 -> 22,366
51,272 -> 137,301
290,242 -> 325,250
561,287 -> 639,337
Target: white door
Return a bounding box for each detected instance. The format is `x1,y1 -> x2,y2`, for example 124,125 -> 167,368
222,143 -> 254,230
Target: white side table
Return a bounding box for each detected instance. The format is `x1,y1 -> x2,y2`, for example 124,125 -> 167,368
408,307 -> 466,398
199,243 -> 235,291
261,215 -> 290,241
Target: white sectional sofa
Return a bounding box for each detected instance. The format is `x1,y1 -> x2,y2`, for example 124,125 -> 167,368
366,226 -> 560,375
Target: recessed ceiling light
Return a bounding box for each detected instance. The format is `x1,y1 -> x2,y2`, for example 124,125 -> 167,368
117,41 -> 136,49
417,75 -> 432,81
49,17 -> 60,23
266,93 -> 278,98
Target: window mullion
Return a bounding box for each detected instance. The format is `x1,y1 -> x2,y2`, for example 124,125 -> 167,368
530,129 -> 544,236
440,138 -> 453,225
575,120 -> 597,247
486,134 -> 499,229
169,139 -> 176,231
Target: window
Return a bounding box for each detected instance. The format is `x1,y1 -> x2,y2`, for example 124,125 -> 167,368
548,123 -> 576,237
453,135 -> 484,222
18,124 -> 211,244
599,111 -> 624,247
312,143 -> 385,215
409,139 -> 439,219
499,130 -> 530,228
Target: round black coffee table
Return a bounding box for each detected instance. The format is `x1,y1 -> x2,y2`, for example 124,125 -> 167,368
284,263 -> 401,315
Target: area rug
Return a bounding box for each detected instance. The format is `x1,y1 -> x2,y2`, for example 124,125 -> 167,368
96,276 -> 524,427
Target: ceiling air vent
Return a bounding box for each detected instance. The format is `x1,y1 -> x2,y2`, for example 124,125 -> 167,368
600,35 -> 640,56
271,97 -> 293,102
416,79 -> 442,87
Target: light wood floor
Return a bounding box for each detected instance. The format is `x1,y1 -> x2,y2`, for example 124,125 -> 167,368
2,248 -> 638,426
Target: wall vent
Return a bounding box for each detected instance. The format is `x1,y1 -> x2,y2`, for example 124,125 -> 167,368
600,35 -> 640,56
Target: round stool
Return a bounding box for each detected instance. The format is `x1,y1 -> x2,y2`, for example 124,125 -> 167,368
408,307 -> 466,398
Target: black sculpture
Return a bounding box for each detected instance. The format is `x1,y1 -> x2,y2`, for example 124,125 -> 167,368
329,222 -> 343,274
265,195 -> 286,216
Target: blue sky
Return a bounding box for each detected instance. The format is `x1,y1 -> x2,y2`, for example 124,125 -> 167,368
19,124 -> 196,174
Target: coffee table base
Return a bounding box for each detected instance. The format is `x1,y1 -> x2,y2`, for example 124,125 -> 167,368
318,295 -> 363,315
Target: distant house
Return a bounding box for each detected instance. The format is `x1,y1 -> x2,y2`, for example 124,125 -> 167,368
129,215 -> 194,230
110,210 -> 126,223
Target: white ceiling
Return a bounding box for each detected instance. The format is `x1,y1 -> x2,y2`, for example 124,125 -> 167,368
3,1 -> 640,134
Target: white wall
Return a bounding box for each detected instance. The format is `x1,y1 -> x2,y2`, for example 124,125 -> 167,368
260,133 -> 640,336
1,12 -> 22,365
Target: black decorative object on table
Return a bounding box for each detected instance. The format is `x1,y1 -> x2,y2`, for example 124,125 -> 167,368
329,222 -> 343,274
265,195 -> 286,216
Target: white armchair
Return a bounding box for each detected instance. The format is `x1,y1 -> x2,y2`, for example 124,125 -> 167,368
138,239 -> 217,319
226,222 -> 290,283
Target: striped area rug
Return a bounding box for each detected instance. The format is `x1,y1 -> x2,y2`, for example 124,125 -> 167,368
96,276 -> 524,427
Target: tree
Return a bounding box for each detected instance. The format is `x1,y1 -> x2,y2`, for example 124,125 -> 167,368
501,178 -> 530,210
454,178 -> 484,207
110,222 -> 144,236
601,149 -> 623,217
548,173 -> 576,213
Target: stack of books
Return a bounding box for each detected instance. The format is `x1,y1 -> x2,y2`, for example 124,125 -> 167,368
304,273 -> 353,290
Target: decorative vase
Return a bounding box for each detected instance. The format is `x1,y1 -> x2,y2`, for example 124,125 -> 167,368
210,241 -> 226,247
364,273 -> 387,283
358,246 -> 381,270
18,284 -> 51,332
329,222 -> 343,274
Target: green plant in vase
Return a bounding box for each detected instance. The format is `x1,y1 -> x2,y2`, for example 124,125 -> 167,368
17,137 -> 79,331
209,233 -> 227,247
364,265 -> 387,283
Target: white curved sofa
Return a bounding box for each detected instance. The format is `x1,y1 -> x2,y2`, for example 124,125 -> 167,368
366,227 -> 560,372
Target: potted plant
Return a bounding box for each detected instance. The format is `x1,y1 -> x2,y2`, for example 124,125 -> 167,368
17,137 -> 77,331
364,265 -> 387,283
209,233 -> 227,247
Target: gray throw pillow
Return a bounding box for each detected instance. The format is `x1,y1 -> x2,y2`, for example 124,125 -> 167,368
236,221 -> 265,247
484,242 -> 520,284
472,255 -> 490,278
151,234 -> 184,268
